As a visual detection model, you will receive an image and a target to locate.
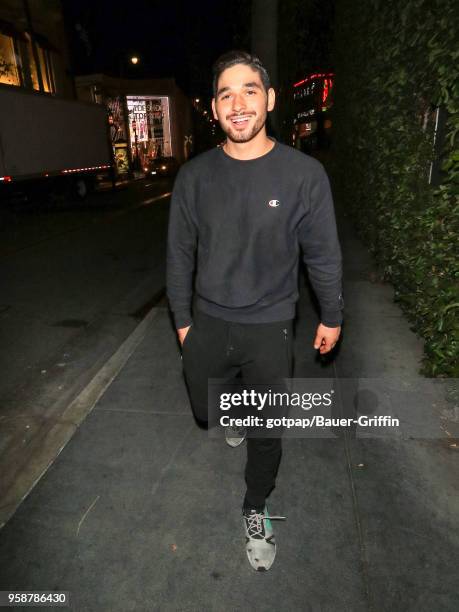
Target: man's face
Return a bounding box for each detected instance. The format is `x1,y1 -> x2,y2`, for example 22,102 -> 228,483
211,63 -> 275,144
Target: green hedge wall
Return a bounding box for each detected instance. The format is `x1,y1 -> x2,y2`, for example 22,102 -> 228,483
331,0 -> 459,377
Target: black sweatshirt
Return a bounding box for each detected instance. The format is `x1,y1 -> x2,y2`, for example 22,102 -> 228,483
166,140 -> 344,329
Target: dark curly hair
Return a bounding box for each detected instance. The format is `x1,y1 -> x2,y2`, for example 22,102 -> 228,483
212,50 -> 271,98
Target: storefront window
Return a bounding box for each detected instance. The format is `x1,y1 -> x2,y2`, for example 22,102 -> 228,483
126,95 -> 172,169
21,34 -> 55,93
107,96 -> 127,143
26,38 -> 39,90
0,28 -> 55,93
37,46 -> 54,93
0,33 -> 20,86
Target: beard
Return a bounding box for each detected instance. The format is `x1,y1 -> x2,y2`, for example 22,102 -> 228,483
222,107 -> 267,143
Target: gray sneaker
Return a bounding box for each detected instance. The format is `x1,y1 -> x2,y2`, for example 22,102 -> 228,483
243,506 -> 286,571
225,425 -> 247,447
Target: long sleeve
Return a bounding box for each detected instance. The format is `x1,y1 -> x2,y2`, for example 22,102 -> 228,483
298,164 -> 344,327
166,169 -> 197,329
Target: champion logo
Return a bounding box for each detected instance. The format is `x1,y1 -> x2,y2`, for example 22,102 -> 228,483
268,199 -> 280,208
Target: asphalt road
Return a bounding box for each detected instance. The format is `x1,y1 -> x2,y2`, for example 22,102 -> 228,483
0,177 -> 172,422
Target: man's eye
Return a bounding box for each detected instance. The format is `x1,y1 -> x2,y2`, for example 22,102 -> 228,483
246,90 -> 256,95
221,94 -> 230,100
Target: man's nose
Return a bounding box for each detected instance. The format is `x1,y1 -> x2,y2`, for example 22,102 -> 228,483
232,93 -> 246,112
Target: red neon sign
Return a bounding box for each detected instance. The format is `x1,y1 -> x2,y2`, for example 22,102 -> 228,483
293,72 -> 334,88
322,78 -> 331,104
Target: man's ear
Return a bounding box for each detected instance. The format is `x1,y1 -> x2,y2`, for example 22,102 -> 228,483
211,98 -> 218,120
267,87 -> 276,112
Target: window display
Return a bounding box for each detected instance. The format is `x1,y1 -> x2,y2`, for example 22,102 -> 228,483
126,96 -> 171,170
0,33 -> 20,86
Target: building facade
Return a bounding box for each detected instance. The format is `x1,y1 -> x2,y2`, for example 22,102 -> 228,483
292,72 -> 334,153
75,74 -> 193,175
0,0 -> 75,98
0,1 -> 192,178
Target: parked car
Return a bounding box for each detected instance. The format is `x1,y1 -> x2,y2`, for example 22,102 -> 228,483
147,156 -> 179,177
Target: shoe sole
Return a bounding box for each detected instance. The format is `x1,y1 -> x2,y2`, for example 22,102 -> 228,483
225,437 -> 246,448
246,546 -> 276,571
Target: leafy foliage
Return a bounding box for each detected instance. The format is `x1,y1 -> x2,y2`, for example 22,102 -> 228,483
331,0 -> 458,377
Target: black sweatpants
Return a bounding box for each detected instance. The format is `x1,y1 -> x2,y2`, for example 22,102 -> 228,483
181,308 -> 294,510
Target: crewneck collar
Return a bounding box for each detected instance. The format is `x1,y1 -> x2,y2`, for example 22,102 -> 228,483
218,137 -> 278,163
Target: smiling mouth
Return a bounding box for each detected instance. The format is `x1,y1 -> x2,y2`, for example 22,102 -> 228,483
229,115 -> 253,126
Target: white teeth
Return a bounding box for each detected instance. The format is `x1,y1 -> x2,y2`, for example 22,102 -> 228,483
232,116 -> 250,123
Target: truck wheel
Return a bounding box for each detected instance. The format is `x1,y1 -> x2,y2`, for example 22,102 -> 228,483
74,178 -> 88,199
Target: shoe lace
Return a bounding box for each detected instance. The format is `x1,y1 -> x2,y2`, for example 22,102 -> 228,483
245,510 -> 286,539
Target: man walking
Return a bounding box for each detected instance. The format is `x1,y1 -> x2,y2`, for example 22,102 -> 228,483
166,50 -> 343,571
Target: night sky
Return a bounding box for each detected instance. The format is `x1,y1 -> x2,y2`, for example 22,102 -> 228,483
63,0 -> 250,98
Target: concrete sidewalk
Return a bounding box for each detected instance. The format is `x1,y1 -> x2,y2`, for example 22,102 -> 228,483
0,203 -> 458,612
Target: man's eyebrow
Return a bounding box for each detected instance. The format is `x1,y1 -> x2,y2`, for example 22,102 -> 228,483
217,82 -> 263,96
216,86 -> 231,97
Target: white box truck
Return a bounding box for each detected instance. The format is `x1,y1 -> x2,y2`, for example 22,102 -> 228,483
0,86 -> 112,202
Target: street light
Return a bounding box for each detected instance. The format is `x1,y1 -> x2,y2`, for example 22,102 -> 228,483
119,54 -> 140,78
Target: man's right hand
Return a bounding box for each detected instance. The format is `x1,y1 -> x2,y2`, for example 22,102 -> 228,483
177,325 -> 191,346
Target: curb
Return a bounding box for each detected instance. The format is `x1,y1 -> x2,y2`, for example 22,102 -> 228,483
0,306 -> 160,529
